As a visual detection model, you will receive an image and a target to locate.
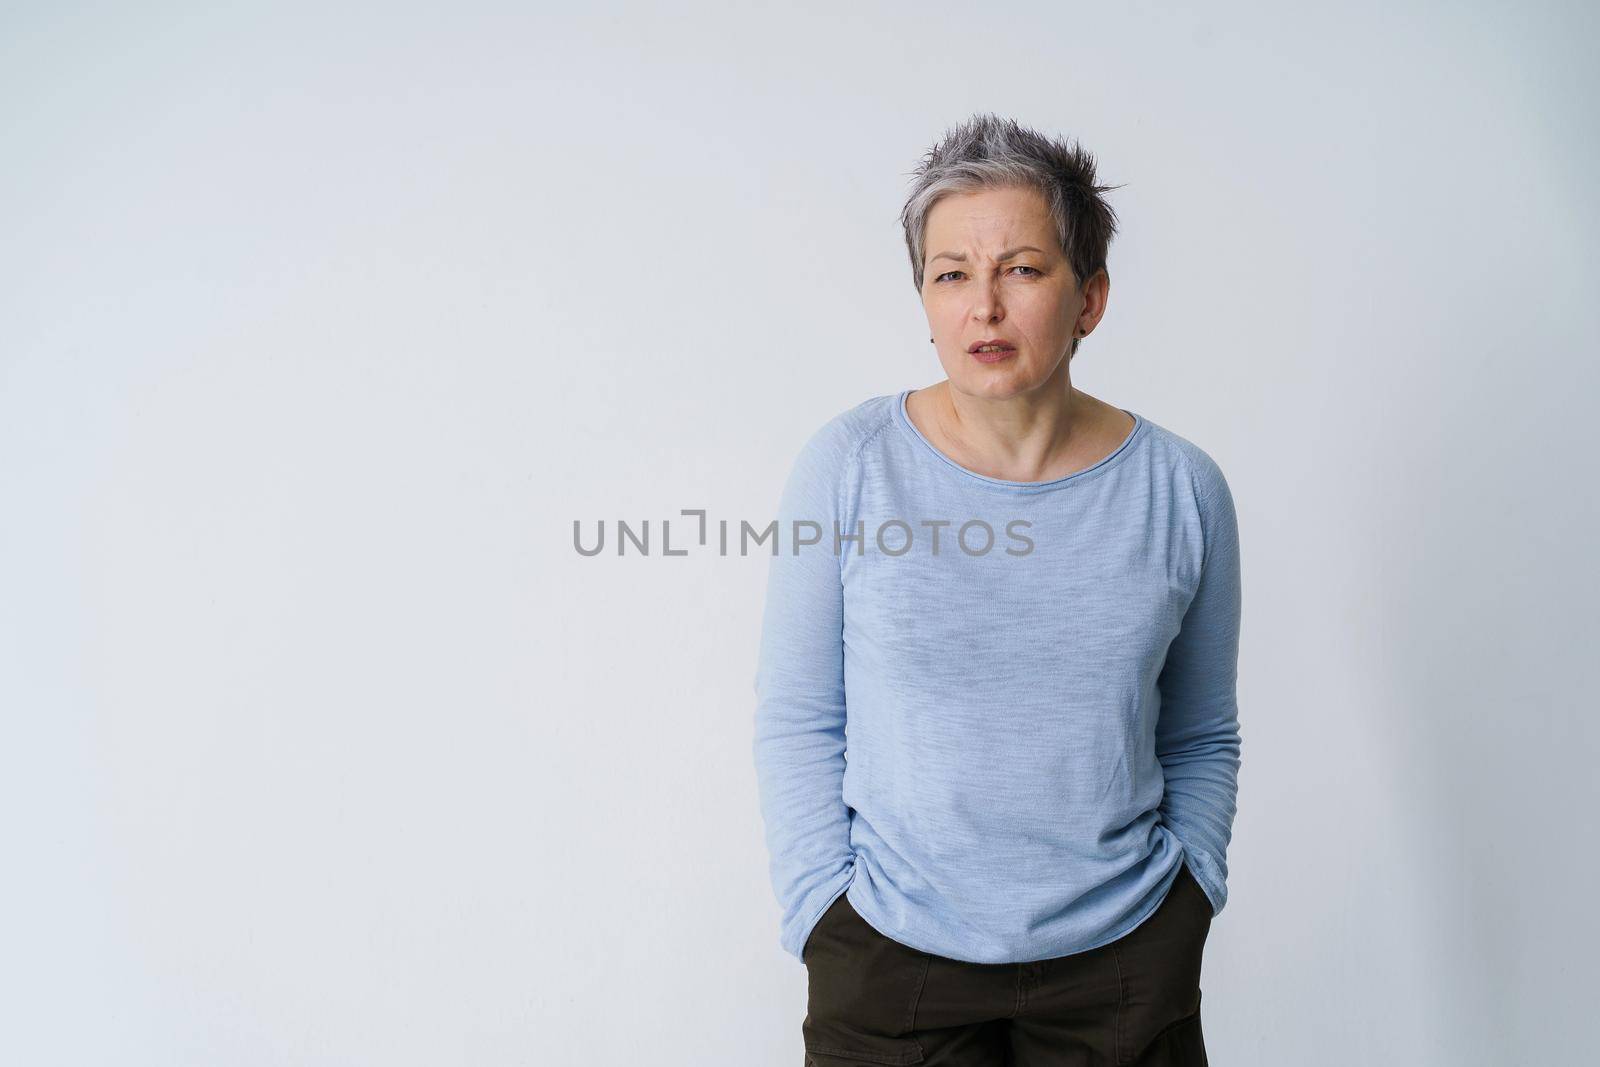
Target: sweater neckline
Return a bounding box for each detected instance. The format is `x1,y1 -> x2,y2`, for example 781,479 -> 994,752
893,388 -> 1146,491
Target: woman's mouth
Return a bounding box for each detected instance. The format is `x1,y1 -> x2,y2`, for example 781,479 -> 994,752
970,344 -> 1016,364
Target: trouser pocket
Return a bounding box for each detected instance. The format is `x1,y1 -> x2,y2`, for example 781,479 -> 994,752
803,894 -> 931,1065
1109,869 -> 1211,1066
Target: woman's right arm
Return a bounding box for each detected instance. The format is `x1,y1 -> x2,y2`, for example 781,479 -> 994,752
751,420 -> 858,962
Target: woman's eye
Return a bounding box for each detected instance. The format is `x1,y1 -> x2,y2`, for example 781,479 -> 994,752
932,267 -> 1039,283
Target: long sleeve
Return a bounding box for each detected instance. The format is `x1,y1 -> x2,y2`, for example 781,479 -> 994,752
1154,451 -> 1243,917
751,423 -> 859,962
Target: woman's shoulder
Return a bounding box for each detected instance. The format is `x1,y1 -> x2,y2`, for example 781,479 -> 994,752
1134,415 -> 1236,525
790,392 -> 900,471
1133,414 -> 1229,485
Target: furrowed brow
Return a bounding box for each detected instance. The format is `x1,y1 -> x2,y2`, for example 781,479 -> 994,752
929,245 -> 1045,265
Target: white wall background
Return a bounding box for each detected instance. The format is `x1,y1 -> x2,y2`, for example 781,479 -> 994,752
3,2 -> 1595,1063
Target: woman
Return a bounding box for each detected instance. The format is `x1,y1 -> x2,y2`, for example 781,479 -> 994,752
753,113 -> 1242,1067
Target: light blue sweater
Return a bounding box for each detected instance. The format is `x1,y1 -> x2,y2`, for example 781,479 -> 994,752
752,390 -> 1242,965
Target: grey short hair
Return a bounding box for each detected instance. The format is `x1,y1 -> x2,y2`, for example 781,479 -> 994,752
899,113 -> 1123,358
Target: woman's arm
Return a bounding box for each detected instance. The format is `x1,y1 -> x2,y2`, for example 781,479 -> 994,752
1155,450 -> 1244,916
752,422 -> 858,961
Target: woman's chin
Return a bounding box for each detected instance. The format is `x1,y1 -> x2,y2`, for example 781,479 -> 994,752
948,366 -> 1048,398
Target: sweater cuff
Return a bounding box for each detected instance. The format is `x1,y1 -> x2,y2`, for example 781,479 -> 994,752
784,871 -> 856,962
1178,845 -> 1229,917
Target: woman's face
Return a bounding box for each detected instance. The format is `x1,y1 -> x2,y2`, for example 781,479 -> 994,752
920,184 -> 1098,400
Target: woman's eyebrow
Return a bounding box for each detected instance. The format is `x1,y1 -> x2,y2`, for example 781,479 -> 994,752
929,245 -> 1046,264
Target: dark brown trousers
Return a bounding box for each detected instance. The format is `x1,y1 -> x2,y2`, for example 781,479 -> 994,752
800,864 -> 1213,1066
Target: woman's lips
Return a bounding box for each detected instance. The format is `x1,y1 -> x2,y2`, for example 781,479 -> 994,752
970,346 -> 1016,363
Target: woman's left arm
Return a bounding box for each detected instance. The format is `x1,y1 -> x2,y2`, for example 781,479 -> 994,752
1154,451 -> 1243,917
